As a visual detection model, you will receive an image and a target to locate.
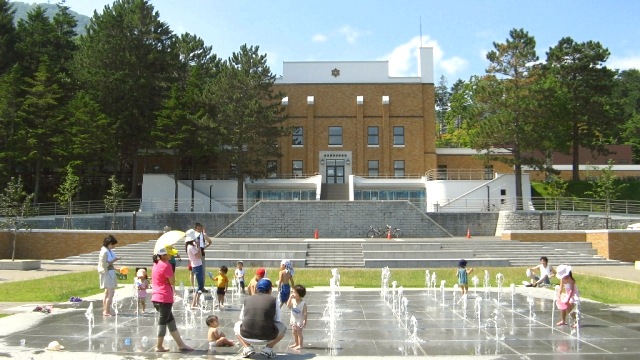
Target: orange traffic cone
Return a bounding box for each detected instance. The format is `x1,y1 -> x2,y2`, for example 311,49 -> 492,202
466,227 -> 471,239
387,229 -> 392,240
314,228 -> 319,239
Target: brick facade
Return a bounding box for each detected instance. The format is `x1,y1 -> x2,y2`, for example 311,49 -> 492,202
0,230 -> 161,260
273,83 -> 438,177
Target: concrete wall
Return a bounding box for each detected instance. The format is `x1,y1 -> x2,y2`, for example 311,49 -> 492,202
0,230 -> 161,260
586,230 -> 640,263
501,230 -> 587,242
501,229 -> 640,263
218,201 -> 454,238
495,211 -> 638,235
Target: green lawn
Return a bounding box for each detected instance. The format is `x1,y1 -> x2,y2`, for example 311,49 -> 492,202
0,267 -> 638,309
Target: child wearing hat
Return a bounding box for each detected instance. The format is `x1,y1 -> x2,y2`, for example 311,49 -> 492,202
456,259 -> 473,296
134,268 -> 150,313
247,268 -> 266,296
555,264 -> 580,328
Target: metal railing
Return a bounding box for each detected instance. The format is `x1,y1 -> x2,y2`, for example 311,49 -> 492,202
425,169 -> 494,181
430,196 -> 640,215
8,196 -> 640,217
16,199 -> 143,217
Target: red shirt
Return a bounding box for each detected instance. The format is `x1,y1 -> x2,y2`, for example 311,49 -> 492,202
151,260 -> 174,303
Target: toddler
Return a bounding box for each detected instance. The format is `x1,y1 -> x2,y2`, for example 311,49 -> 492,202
287,284 -> 307,350
133,268 -> 149,313
210,265 -> 229,309
456,259 -> 473,296
235,261 -> 246,294
206,315 -> 235,352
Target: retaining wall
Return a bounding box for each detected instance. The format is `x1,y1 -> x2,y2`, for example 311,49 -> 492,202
502,229 -> 640,263
0,230 -> 161,260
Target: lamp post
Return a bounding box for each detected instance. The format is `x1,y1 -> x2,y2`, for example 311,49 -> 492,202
209,185 -> 214,212
486,185 -> 490,212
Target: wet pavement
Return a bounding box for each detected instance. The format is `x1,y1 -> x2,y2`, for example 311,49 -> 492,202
2,283 -> 640,359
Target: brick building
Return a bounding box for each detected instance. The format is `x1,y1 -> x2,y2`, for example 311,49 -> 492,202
142,47 -> 527,213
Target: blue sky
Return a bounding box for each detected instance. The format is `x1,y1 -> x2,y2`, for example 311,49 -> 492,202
33,0 -> 640,83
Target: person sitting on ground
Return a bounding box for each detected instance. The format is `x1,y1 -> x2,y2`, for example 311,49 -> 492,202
206,314 -> 235,352
235,279 -> 286,358
526,256 -> 555,287
247,268 -> 266,296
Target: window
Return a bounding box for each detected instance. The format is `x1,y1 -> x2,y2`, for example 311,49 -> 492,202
394,160 -> 405,177
292,126 -> 303,146
329,126 -> 342,146
368,160 -> 379,177
367,126 -> 379,145
437,164 -> 447,180
393,126 -> 405,145
292,160 -> 303,176
266,160 -> 277,178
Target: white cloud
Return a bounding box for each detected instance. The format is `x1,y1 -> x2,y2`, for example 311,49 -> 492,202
608,55 -> 640,71
338,25 -> 364,44
312,33 -> 327,42
440,56 -> 469,75
382,35 -> 468,78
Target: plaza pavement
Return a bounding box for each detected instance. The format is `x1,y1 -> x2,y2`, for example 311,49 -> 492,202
1,262 -> 640,359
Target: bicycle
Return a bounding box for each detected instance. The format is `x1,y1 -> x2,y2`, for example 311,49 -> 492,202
385,225 -> 402,238
366,225 -> 385,238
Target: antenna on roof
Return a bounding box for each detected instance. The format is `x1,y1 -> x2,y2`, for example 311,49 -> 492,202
420,15 -> 423,47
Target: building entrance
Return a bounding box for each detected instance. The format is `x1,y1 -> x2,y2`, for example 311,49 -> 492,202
325,159 -> 345,184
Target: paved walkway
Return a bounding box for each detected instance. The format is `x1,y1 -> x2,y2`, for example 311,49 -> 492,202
1,262 -> 640,359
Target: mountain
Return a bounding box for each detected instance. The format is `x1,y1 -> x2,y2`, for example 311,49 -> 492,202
10,1 -> 91,35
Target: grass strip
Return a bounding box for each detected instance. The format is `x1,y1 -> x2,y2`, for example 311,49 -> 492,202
0,267 -> 638,305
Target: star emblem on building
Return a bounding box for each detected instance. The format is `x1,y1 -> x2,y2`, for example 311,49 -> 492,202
331,68 -> 340,77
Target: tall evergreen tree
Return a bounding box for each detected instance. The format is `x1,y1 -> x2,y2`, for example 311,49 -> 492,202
545,37 -> 617,180
15,60 -> 64,202
73,0 -> 179,197
615,69 -> 640,162
203,44 -> 288,211
470,28 -> 540,210
0,0 -> 17,74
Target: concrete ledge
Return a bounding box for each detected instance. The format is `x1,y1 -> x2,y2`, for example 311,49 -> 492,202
0,259 -> 41,270
364,258 -> 510,268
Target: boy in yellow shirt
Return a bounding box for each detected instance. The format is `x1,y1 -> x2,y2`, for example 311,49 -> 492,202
210,265 -> 229,309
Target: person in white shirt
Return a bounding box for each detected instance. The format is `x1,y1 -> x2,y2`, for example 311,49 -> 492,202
195,222 -> 212,291
526,256 -> 555,287
235,261 -> 246,294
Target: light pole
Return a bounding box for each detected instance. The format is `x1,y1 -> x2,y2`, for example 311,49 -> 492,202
209,185 -> 214,212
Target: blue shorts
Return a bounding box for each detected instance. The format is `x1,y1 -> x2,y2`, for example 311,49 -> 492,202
279,284 -> 291,304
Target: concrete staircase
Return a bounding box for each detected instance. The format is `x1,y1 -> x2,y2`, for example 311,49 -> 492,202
304,241 -> 365,267
52,237 -> 630,269
320,183 -> 350,200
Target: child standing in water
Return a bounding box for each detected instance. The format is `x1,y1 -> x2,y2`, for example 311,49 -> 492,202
134,268 -> 149,313
210,266 -> 229,309
287,284 -> 308,350
456,259 -> 473,296
235,261 -> 246,294
206,315 -> 235,352
278,260 -> 295,308
555,264 -> 580,328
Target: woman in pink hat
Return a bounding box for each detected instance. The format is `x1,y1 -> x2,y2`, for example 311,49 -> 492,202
555,264 -> 580,328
